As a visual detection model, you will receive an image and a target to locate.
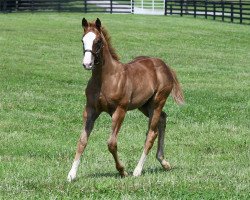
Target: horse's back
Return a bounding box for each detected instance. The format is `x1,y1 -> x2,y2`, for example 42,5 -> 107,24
127,56 -> 151,64
126,56 -> 174,88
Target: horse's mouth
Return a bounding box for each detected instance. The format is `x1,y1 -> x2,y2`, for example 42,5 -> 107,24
83,65 -> 93,70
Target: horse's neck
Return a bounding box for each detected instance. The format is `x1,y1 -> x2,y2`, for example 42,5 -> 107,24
92,43 -> 122,81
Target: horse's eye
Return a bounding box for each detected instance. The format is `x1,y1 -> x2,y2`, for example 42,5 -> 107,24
95,39 -> 101,44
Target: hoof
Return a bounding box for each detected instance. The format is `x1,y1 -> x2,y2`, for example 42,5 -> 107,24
133,167 -> 142,177
161,160 -> 171,171
120,170 -> 128,178
67,170 -> 77,182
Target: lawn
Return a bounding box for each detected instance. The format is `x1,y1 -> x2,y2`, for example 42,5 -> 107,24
0,13 -> 249,199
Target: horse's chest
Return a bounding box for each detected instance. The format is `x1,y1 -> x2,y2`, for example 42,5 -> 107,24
87,75 -> 129,112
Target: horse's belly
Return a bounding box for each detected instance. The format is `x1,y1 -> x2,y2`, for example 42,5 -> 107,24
128,91 -> 154,110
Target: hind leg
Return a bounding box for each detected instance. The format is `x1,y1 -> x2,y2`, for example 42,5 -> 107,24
157,112 -> 171,170
133,99 -> 165,176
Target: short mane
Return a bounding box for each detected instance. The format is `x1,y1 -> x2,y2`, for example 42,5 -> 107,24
88,22 -> 119,61
101,26 -> 120,61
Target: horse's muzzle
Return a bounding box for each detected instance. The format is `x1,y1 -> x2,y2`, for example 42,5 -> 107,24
83,63 -> 93,70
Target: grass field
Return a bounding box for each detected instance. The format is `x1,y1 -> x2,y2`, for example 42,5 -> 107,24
0,13 -> 249,199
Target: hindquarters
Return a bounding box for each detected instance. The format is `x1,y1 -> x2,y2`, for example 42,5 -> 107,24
152,58 -> 185,105
125,57 -> 184,109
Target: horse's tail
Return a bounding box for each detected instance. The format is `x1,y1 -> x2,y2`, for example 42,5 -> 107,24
170,70 -> 185,105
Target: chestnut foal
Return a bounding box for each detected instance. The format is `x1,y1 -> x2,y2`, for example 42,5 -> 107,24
67,18 -> 184,182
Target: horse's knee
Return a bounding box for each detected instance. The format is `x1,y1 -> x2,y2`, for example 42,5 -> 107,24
149,131 -> 158,142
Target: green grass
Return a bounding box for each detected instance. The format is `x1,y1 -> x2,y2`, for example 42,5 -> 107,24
0,13 -> 249,199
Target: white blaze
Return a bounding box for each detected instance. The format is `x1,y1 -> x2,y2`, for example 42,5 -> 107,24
82,32 -> 96,69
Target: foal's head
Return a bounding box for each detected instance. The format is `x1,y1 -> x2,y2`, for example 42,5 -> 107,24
81,18 -> 103,70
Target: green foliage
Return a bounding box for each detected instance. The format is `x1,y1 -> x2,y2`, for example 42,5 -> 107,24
0,13 -> 249,199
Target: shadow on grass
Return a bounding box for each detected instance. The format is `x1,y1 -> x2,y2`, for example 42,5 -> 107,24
142,165 -> 178,175
84,172 -> 120,179
82,165 -> 178,179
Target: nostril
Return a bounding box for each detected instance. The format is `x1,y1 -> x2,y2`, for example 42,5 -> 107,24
83,62 -> 93,69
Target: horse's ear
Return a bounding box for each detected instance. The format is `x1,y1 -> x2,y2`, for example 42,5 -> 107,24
95,18 -> 101,31
82,18 -> 88,29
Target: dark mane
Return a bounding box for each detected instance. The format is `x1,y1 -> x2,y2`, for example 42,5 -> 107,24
87,21 -> 119,61
88,22 -> 119,61
101,26 -> 120,61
